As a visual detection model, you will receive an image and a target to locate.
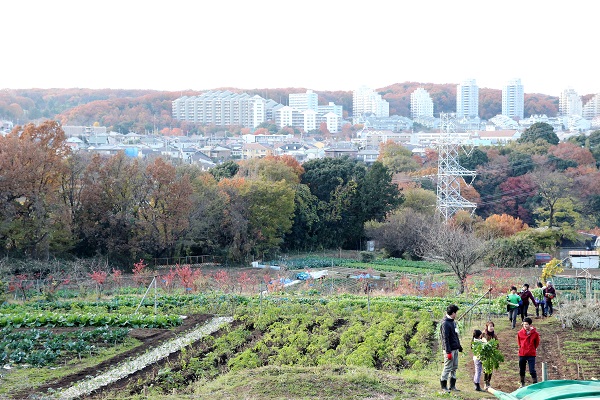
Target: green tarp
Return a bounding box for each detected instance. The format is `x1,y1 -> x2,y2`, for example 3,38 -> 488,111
490,380 -> 600,400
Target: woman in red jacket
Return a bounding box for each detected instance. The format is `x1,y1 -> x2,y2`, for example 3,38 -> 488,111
517,317 -> 540,388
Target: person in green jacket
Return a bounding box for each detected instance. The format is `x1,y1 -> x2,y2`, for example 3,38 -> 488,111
507,286 -> 521,329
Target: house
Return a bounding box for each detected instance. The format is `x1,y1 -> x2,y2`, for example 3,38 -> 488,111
242,142 -> 272,159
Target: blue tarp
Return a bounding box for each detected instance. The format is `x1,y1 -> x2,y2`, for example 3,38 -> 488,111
490,380 -> 600,400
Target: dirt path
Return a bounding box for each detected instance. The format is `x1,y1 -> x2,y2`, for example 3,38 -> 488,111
461,315 -> 578,399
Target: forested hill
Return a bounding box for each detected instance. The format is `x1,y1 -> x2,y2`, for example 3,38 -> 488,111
0,84 -> 565,133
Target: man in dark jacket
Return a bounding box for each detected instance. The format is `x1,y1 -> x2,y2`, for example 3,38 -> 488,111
519,283 -> 537,321
440,304 -> 463,392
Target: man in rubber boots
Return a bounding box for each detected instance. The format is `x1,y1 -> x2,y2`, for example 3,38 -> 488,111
440,304 -> 463,392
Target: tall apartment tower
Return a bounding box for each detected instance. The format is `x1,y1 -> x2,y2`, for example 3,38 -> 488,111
583,94 -> 600,120
410,87 -> 434,120
456,79 -> 479,118
502,78 -> 524,119
289,90 -> 318,112
352,86 -> 389,117
559,88 -> 583,117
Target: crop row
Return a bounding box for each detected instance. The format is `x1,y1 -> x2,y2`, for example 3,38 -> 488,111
0,326 -> 130,367
0,312 -> 182,329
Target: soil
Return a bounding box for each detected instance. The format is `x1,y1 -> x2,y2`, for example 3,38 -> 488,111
13,314 -> 212,400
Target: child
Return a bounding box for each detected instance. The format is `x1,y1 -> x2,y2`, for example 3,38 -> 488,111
482,321 -> 498,389
472,329 -> 484,391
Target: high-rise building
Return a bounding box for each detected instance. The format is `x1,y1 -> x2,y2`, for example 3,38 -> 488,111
352,86 -> 389,118
559,88 -> 583,117
172,91 -> 268,128
583,94 -> 600,120
289,90 -> 318,112
502,79 -> 524,119
410,88 -> 434,120
456,79 -> 479,118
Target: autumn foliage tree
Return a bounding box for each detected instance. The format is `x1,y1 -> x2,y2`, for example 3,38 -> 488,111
0,121 -> 71,258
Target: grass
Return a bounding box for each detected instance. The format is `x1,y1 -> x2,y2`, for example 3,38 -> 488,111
98,364 -> 464,400
0,337 -> 141,397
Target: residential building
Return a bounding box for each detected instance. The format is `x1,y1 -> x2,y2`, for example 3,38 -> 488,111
289,90 -> 318,112
456,79 -> 479,118
353,86 -> 389,118
502,79 -> 524,119
242,142 -> 273,159
317,102 -> 343,119
583,94 -> 600,120
172,91 -> 267,128
410,88 -> 434,120
559,88 -> 583,117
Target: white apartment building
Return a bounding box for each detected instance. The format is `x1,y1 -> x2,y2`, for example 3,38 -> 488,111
353,86 -> 389,118
559,88 -> 583,117
172,91 -> 267,128
289,90 -> 318,112
410,88 -> 434,120
456,79 -> 479,118
583,94 -> 600,120
502,79 -> 524,119
318,102 -> 343,119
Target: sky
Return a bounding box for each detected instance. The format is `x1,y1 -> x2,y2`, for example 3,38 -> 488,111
2,0 -> 598,96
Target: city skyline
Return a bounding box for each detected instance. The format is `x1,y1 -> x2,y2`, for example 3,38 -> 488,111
2,0 -> 598,96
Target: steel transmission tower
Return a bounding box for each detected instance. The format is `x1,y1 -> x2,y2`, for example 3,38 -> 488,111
436,113 -> 477,221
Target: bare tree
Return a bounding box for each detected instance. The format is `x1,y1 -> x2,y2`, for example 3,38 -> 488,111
427,223 -> 489,294
364,208 -> 438,259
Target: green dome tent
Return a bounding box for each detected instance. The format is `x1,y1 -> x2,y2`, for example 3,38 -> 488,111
489,380 -> 600,400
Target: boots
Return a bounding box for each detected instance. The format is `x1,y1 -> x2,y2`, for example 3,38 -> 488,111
519,375 -> 526,388
474,382 -> 482,391
440,380 -> 449,392
449,377 -> 460,391
531,373 -> 538,384
484,372 -> 492,389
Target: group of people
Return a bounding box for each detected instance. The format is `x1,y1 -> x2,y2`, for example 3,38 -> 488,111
439,303 -> 543,393
507,281 -> 557,329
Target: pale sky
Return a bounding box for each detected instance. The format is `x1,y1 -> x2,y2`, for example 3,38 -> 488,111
2,0 -> 598,96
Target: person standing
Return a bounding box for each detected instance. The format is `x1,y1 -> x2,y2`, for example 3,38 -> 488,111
440,304 -> 463,392
519,284 -> 537,321
543,280 -> 557,316
472,329 -> 484,391
507,286 -> 521,329
517,317 -> 540,388
532,282 -> 545,318
482,321 -> 498,389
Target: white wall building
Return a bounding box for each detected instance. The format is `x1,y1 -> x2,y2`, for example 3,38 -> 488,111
172,91 -> 267,128
353,86 -> 389,118
456,79 -> 479,118
559,88 -> 583,117
317,102 -> 343,119
502,78 -> 524,119
410,88 -> 434,120
583,94 -> 600,120
289,90 -> 318,112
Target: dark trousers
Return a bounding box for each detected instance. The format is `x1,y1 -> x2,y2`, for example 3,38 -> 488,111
520,303 -> 530,321
544,302 -> 553,316
519,356 -> 537,380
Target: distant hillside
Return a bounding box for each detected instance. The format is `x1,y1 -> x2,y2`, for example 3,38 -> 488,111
0,84 -> 562,133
